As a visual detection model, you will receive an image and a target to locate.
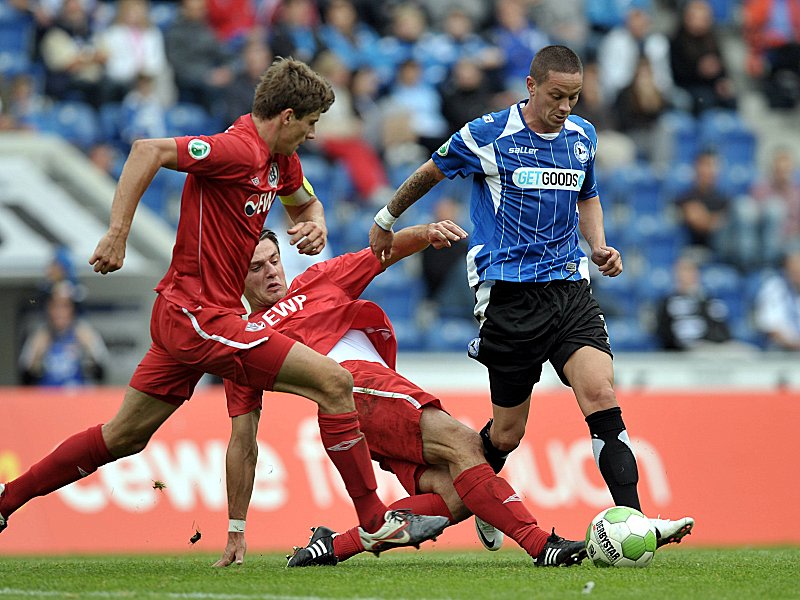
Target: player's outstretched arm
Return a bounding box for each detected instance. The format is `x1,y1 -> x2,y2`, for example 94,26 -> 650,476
578,196 -> 623,277
213,409 -> 261,567
379,220 -> 468,270
89,138 -> 178,274
370,159 -> 446,263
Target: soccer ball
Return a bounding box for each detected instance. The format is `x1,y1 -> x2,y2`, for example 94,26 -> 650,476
585,506 -> 657,567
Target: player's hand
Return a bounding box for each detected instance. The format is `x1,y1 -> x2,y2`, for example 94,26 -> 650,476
88,231 -> 127,274
212,532 -> 247,567
426,220 -> 468,249
592,245 -> 623,277
288,221 -> 326,255
369,223 -> 394,263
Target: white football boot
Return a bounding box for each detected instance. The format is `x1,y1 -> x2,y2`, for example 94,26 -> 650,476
474,516 -> 504,551
650,516 -> 694,547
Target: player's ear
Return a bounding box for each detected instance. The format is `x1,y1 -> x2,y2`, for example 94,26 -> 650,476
526,77 -> 536,97
280,108 -> 294,126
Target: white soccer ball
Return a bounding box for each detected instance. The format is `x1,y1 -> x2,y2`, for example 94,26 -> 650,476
585,506 -> 657,567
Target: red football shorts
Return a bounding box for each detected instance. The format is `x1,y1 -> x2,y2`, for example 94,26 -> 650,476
223,358 -> 446,490
130,295 -> 295,407
224,380 -> 264,418
340,359 -> 444,492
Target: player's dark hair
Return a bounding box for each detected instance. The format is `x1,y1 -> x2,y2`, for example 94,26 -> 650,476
529,45 -> 583,84
252,57 -> 335,120
259,229 -> 280,254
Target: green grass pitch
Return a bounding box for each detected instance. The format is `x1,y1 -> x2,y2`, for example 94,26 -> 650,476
0,547 -> 798,599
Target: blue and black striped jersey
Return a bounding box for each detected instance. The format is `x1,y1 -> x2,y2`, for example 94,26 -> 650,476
432,100 -> 600,285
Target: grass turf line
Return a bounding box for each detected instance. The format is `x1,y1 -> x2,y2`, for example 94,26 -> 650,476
0,548 -> 798,600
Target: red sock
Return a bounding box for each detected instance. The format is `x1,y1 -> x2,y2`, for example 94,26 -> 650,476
317,411 -> 387,532
453,463 -> 549,558
332,527 -> 363,561
0,424 -> 113,517
332,493 -> 455,561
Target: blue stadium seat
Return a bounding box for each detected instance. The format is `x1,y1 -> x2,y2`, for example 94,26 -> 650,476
328,159 -> 357,203
661,162 -> 695,201
633,264 -> 675,303
606,317 -> 658,351
706,0 -> 735,25
0,6 -> 33,76
98,103 -> 124,145
390,318 -> 425,351
607,162 -> 664,218
659,110 -> 698,167
362,267 -> 424,321
699,262 -> 750,326
141,168 -> 187,225
140,172 -> 167,215
165,103 -> 213,137
593,283 -> 640,318
295,153 -> 333,206
719,162 -> 754,197
700,262 -> 741,298
150,2 -> 178,31
423,317 -> 477,352
698,109 -> 756,169
337,207 -> 375,253
635,220 -> 687,268
50,101 -> 101,148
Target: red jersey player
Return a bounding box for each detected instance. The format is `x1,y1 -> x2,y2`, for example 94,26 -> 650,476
217,223 -> 593,568
0,58 -> 448,549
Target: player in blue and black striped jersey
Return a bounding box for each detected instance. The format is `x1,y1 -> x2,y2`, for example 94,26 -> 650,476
370,45 -> 694,548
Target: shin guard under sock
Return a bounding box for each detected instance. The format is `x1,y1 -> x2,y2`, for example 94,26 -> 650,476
586,407 -> 641,511
317,411 -> 386,532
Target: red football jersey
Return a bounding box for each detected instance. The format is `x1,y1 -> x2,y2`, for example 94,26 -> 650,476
250,249 -> 398,369
155,114 -> 304,310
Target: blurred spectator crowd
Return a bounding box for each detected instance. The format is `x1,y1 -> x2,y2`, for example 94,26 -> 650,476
2,0 -> 800,368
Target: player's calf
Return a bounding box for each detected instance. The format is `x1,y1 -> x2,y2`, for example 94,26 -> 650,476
480,420 -> 513,473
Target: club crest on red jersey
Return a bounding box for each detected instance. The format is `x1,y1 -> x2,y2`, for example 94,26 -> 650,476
268,162 -> 280,187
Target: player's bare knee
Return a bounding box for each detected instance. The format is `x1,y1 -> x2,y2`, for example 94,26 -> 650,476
102,423 -> 151,457
451,427 -> 485,466
316,362 -> 354,413
580,385 -> 617,413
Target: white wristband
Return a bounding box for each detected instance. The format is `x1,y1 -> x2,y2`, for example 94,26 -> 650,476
228,519 -> 246,533
374,206 -> 398,232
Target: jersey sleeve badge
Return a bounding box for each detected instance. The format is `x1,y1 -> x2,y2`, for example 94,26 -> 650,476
188,139 -> 211,160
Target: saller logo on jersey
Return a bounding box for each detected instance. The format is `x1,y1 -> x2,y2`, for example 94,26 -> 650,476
512,167 -> 585,191
437,138 -> 451,156
188,139 -> 210,160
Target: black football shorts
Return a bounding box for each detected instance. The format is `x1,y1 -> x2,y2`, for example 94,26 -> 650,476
468,279 -> 612,408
